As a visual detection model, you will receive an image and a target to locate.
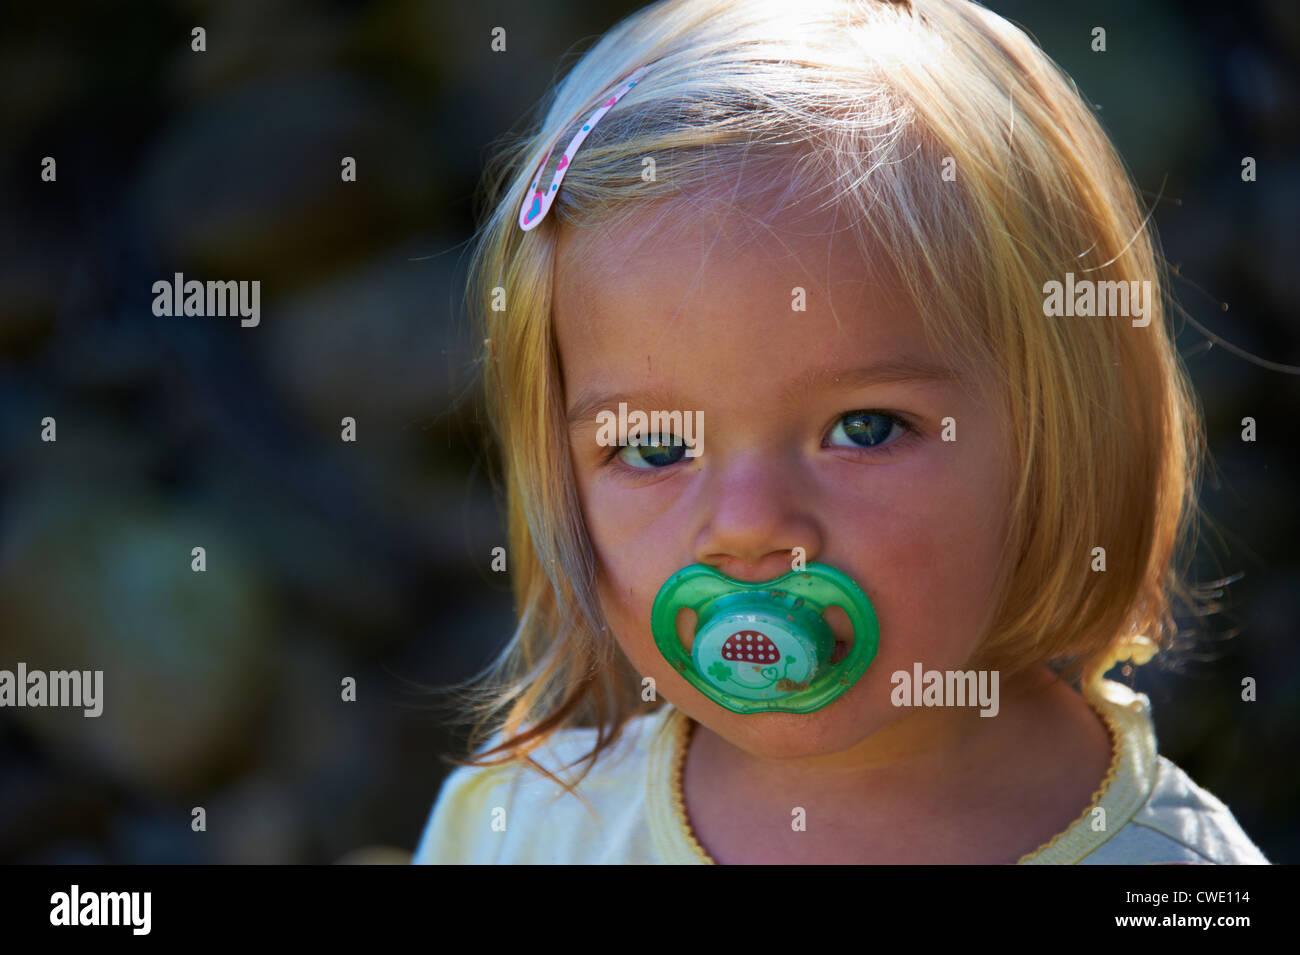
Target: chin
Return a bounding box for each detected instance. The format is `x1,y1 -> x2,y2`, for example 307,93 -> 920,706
686,695 -> 884,761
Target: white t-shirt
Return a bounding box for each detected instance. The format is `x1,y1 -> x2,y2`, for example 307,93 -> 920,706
412,679 -> 1269,864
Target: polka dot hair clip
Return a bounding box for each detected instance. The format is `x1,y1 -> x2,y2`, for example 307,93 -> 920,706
518,63 -> 652,231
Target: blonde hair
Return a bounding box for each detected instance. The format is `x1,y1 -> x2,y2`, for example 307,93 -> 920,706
445,0 -> 1205,789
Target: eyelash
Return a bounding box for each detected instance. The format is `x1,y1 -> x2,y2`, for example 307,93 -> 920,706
600,410 -> 918,477
600,436 -> 686,477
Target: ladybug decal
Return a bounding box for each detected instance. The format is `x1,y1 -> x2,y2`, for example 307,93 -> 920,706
721,630 -> 781,665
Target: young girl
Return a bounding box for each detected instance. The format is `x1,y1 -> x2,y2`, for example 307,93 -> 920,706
414,0 -> 1269,864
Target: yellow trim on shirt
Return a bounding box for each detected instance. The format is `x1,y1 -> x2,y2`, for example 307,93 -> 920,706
647,678 -> 1157,864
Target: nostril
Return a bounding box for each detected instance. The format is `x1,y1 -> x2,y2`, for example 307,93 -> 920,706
824,605 -> 853,664
675,608 -> 698,654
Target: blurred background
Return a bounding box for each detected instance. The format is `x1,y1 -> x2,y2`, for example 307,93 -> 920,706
0,0 -> 1295,864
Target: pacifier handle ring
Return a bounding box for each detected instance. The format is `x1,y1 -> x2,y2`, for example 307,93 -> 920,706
797,563 -> 880,697
649,564 -> 735,676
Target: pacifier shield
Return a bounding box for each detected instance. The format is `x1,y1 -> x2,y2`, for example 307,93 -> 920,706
651,562 -> 879,714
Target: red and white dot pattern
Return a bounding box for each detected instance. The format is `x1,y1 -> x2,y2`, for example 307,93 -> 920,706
721,630 -> 780,664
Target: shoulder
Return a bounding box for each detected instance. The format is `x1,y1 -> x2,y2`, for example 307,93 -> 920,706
1023,680 -> 1269,865
1074,681 -> 1269,865
412,704 -> 674,864
1097,756 -> 1270,865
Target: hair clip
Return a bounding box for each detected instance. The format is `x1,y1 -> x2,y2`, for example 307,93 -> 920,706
518,63 -> 651,231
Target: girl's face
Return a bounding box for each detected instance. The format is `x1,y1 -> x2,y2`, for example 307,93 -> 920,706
555,198 -> 1016,761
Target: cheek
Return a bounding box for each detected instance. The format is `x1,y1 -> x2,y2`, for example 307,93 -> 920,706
868,514 -> 999,671
839,445 -> 1010,670
592,557 -> 700,701
580,480 -> 664,598
576,471 -> 686,672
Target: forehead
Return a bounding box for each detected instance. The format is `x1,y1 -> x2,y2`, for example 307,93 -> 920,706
553,196 -> 926,380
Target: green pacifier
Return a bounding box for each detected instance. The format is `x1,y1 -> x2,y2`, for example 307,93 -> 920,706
650,562 -> 880,714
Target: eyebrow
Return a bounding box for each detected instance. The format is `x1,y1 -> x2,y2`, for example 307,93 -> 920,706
565,356 -> 960,430
784,357 -> 961,394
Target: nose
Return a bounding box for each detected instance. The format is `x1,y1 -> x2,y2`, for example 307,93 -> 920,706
693,449 -> 823,582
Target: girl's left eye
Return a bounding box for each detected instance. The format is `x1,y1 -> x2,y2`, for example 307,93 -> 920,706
825,411 -> 910,451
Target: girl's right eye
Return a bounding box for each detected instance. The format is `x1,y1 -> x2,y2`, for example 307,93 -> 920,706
611,434 -> 686,470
